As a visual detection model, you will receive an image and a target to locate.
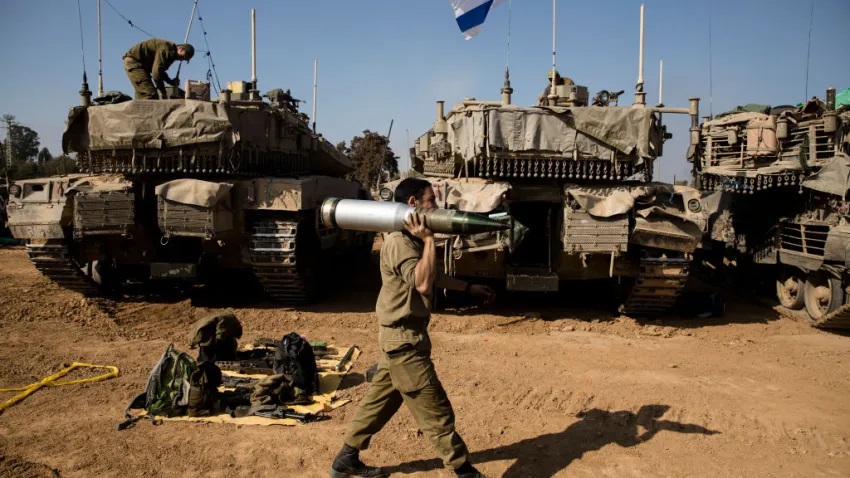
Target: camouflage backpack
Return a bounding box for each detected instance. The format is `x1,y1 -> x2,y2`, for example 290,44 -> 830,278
117,344 -> 197,429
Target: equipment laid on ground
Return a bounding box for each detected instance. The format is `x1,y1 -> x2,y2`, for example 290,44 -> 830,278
320,198 -> 509,234
333,345 -> 357,373
228,404 -> 328,423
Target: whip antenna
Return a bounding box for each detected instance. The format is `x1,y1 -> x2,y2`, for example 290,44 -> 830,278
804,0 -> 814,101
175,0 -> 199,81
77,0 -> 87,78
506,0 -> 512,71
551,0 -> 557,95
97,0 -> 103,96
708,7 -> 713,118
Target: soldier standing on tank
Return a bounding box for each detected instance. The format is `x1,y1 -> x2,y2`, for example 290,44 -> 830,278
329,178 -> 496,478
123,39 -> 195,99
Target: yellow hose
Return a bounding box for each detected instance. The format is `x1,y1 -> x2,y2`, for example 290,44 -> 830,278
0,362 -> 119,413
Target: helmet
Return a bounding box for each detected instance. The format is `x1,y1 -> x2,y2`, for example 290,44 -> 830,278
179,43 -> 195,62
547,70 -> 560,79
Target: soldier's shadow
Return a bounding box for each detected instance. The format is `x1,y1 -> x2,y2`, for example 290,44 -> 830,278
386,404 -> 720,478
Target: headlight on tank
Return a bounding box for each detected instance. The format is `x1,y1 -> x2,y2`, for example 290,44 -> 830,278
378,188 -> 393,201
8,184 -> 21,197
687,198 -> 702,213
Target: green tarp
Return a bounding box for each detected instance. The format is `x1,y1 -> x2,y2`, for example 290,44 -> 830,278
836,88 -> 850,108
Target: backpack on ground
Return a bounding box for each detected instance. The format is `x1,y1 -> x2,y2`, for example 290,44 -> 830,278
117,344 -> 197,430
187,361 -> 223,417
188,312 -> 243,362
273,332 -> 319,396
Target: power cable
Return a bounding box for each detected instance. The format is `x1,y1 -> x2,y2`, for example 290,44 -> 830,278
103,0 -> 154,37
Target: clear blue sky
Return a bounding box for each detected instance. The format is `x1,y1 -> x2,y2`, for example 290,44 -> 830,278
1,0 -> 848,182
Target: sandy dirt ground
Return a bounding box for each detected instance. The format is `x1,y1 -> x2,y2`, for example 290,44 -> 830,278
1,245 -> 849,478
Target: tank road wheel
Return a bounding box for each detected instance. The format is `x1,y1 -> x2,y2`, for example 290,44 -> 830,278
776,269 -> 806,310
803,270 -> 844,321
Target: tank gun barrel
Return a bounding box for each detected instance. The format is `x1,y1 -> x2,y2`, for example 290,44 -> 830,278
320,198 -> 510,235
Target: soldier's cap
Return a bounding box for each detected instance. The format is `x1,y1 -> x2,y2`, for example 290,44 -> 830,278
547,69 -> 560,79
179,43 -> 195,62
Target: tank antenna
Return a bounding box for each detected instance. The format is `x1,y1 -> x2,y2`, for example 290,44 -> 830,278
804,0 -> 814,101
376,119 -> 394,191
633,3 -> 646,106
658,59 -> 663,105
708,5 -> 713,118
250,8 -> 259,99
505,0 -> 512,71
501,0 -> 513,105
550,0 -> 557,100
76,0 -> 91,107
657,59 -> 663,180
312,58 -> 318,133
97,0 -> 103,97
175,0 -> 198,82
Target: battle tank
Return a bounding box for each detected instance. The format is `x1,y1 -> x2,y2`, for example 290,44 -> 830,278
694,87 -> 850,328
5,77 -> 372,303
380,73 -> 708,316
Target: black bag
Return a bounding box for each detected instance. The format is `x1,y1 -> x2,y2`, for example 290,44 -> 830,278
273,332 -> 319,395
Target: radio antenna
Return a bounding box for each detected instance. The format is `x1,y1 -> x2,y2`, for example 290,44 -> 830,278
175,0 -> 199,81
708,7 -> 713,119
804,0 -> 814,101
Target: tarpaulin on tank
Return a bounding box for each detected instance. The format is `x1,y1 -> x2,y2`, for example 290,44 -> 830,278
63,100 -> 234,152
155,179 -> 233,208
447,105 -> 657,161
66,174 -> 133,193
565,184 -> 704,226
802,153 -> 850,197
381,177 -> 508,212
441,180 -> 509,212
837,88 -> 850,108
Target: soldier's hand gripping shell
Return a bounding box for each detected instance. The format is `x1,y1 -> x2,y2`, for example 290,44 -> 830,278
404,212 -> 433,240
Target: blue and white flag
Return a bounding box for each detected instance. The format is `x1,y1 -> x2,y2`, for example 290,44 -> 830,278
450,0 -> 505,39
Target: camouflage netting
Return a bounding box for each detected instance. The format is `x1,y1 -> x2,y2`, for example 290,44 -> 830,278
446,105 -> 661,163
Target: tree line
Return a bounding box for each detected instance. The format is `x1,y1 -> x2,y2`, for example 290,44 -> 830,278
1,114 -> 79,181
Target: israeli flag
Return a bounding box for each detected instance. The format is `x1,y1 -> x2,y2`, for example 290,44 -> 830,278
450,0 -> 505,39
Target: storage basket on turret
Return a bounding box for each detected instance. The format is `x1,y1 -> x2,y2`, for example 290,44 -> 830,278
70,179 -> 135,239
154,179 -> 234,240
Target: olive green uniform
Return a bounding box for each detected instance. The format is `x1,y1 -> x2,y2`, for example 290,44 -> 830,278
123,39 -> 179,99
344,231 -> 469,469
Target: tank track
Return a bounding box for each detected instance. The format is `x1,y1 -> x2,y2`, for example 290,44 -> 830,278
249,220 -> 314,304
620,257 -> 690,316
25,241 -> 99,296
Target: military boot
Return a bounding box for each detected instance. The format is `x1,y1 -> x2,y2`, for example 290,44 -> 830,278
454,461 -> 486,478
329,444 -> 388,478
